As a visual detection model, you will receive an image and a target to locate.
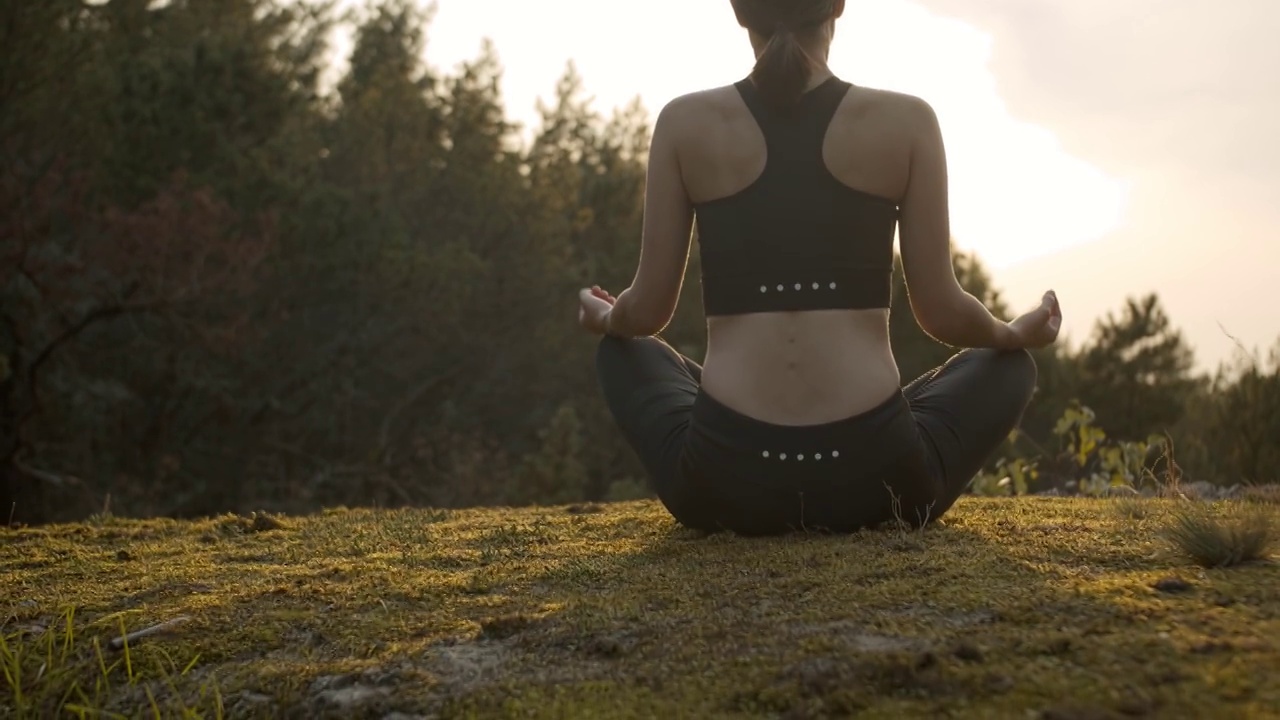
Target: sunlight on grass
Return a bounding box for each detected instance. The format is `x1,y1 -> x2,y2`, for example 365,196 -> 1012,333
3,499 -> 1279,717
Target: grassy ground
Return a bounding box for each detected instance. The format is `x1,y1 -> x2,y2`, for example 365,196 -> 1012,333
2,497 -> 1278,719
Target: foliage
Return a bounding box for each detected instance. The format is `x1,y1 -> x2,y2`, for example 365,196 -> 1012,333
2,0 -> 1275,524
975,402 -> 1172,497
1049,403 -> 1164,496
1072,294 -> 1199,440
511,403 -> 590,507
970,455 -> 1038,497
1202,343 -> 1280,484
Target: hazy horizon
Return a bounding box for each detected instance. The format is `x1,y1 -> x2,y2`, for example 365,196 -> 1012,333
325,0 -> 1277,373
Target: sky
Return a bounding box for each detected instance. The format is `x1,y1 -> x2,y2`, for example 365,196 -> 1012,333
328,0 -> 1277,372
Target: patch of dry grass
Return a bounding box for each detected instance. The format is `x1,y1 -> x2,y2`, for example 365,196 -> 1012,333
1242,483 -> 1280,506
3,498 -> 1279,719
1160,500 -> 1277,568
1112,495 -> 1158,521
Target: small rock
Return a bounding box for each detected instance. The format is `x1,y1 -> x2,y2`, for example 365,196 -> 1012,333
953,642 -> 984,663
587,635 -> 627,658
309,674 -> 355,693
1044,637 -> 1073,655
986,673 -> 1015,693
115,549 -> 132,561
316,685 -> 389,708
1190,640 -> 1233,655
1115,695 -> 1157,717
227,690 -> 274,716
914,651 -> 938,670
1213,595 -> 1236,607
249,511 -> 287,532
1152,577 -> 1193,594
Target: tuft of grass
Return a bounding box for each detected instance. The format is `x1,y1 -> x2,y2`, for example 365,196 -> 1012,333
1112,495 -> 1156,521
1160,501 -> 1277,568
1,607 -> 221,718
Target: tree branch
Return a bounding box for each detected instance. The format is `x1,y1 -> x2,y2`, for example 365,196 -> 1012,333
24,284 -> 148,397
13,455 -> 78,488
9,286 -> 156,463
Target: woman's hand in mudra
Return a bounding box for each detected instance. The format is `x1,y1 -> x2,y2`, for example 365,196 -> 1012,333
578,286 -> 616,335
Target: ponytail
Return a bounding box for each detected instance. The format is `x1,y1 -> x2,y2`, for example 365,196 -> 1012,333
751,28 -> 817,109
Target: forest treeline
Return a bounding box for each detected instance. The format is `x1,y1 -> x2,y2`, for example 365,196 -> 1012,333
3,0 -> 1277,525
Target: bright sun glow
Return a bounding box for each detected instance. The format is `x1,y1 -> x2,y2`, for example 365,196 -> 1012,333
329,0 -> 1130,270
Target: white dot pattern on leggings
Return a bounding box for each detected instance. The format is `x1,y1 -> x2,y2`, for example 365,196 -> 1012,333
763,451 -> 841,461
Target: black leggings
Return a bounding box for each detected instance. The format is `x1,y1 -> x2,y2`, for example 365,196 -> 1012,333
595,335 -> 1037,535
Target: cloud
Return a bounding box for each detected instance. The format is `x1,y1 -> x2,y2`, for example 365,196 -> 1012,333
917,0 -> 1280,184
915,0 -> 1280,369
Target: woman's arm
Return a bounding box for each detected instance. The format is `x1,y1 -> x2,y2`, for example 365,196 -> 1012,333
603,99 -> 696,338
897,96 -> 1020,350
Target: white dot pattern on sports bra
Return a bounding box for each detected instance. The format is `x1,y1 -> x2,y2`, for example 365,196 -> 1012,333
757,282 -> 840,293
761,450 -> 841,460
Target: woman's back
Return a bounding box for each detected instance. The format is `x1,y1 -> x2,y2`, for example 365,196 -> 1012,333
580,0 -> 1060,534
669,77 -> 923,425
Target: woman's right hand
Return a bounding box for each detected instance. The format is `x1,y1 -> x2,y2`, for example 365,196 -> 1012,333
1006,290 -> 1062,349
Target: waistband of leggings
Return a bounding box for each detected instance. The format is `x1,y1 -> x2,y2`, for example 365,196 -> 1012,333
690,386 -> 914,454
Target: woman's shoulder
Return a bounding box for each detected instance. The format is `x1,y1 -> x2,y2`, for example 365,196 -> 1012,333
662,82 -> 936,120
845,84 -> 938,121
658,85 -> 745,119
650,85 -> 750,142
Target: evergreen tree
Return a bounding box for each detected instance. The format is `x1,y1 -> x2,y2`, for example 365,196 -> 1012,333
1073,293 -> 1199,440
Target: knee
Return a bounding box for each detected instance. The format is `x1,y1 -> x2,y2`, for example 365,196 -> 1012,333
595,334 -> 643,377
595,334 -> 673,372
961,347 -> 1038,401
998,348 -> 1038,408
595,333 -> 625,364
1000,348 -> 1038,391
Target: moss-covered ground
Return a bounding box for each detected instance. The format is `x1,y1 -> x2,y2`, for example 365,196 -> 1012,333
2,497 -> 1277,719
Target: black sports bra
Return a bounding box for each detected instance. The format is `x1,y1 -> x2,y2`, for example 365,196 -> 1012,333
693,76 -> 900,316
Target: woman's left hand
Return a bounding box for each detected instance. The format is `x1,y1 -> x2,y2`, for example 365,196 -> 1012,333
578,286 -> 616,335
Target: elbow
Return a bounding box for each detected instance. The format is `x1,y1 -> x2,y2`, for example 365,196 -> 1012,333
625,299 -> 674,338
916,315 -> 958,347
629,312 -> 671,338
611,296 -> 671,338
911,298 -> 964,346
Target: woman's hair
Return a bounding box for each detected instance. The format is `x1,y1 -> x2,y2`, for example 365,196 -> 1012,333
730,0 -> 841,108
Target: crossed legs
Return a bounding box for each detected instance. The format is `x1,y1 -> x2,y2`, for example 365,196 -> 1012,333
595,336 -> 1037,529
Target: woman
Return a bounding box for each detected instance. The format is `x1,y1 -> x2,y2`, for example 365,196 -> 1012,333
578,0 -> 1062,536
